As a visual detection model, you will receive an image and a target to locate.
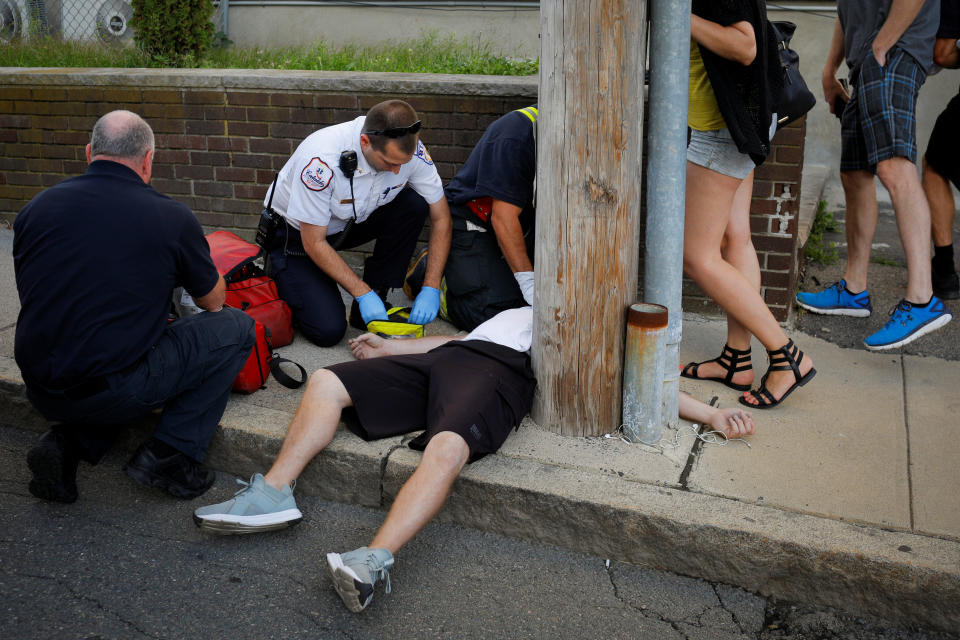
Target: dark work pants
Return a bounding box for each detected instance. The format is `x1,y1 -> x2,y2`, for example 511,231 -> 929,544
26,308 -> 255,463
269,188 -> 429,347
444,224 -> 528,332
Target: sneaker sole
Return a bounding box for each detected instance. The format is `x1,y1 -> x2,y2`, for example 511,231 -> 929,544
864,312 -> 953,351
796,301 -> 871,317
326,552 -> 369,613
123,462 -> 215,500
193,508 -> 303,534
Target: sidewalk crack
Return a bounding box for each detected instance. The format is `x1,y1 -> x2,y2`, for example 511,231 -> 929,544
900,354 -> 915,531
677,396 -> 719,490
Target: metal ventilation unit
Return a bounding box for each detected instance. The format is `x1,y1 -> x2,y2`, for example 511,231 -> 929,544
60,0 -> 133,43
0,0 -> 51,41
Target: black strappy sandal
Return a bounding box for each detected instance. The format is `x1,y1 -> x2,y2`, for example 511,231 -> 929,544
739,339 -> 816,409
681,343 -> 753,392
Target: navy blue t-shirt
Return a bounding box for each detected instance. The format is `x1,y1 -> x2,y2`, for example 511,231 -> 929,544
939,0 -> 960,38
13,161 -> 220,388
444,108 -> 537,227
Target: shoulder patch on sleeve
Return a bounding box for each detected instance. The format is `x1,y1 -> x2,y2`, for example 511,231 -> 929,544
300,157 -> 334,191
414,140 -> 434,166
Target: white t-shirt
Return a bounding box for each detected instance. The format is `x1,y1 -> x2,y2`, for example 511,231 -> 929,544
265,116 -> 445,235
464,306 -> 533,353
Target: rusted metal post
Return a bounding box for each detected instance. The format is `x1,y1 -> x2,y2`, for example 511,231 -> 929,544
622,303 -> 669,443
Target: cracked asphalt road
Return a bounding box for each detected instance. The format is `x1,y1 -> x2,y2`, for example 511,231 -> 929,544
0,425 -> 953,640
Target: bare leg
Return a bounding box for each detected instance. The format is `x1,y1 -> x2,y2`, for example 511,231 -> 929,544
369,431 -> 470,555
923,158 -> 956,249
690,172 -> 758,387
876,156 -> 932,303
263,369 -> 351,490
683,162 -> 813,404
840,169 -> 879,293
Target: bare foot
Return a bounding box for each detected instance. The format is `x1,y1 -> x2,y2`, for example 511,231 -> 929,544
740,346 -> 815,407
706,407 -> 755,438
349,333 -> 396,360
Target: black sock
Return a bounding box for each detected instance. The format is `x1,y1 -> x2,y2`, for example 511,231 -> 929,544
933,244 -> 955,272
910,297 -> 933,308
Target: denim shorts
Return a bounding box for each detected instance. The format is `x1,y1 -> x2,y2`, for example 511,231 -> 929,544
687,127 -> 756,180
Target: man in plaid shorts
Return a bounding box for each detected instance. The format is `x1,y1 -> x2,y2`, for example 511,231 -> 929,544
797,0 -> 953,350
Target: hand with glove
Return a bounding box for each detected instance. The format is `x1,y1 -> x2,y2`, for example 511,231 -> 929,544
409,285 -> 441,324
356,289 -> 388,326
514,271 -> 534,306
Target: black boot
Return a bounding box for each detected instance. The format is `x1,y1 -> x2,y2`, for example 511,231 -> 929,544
27,430 -> 80,504
123,438 -> 215,500
349,287 -> 390,331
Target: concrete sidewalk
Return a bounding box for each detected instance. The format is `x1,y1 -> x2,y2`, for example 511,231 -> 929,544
1,227 -> 958,634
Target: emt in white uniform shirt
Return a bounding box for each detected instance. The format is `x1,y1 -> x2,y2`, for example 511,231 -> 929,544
264,99 -> 452,347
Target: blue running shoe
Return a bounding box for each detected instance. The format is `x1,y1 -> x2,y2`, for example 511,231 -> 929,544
796,280 -> 872,317
863,297 -> 953,351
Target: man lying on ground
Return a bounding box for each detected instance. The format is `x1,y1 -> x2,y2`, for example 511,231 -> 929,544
192,306 -> 754,613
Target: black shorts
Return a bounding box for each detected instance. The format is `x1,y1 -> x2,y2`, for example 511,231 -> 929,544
925,89 -> 960,191
326,340 -> 536,462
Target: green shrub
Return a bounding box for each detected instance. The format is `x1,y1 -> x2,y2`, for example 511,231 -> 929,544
804,200 -> 840,266
131,0 -> 214,66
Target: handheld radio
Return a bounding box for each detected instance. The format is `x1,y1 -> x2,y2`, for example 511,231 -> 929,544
331,150 -> 359,250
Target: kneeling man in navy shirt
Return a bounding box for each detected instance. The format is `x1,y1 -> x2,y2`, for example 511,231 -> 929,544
14,110 -> 256,504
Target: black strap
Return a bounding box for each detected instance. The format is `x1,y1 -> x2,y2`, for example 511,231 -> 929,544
269,354 -> 307,389
266,173 -> 279,209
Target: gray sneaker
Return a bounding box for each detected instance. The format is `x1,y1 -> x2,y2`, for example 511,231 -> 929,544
193,474 -> 302,534
326,547 -> 394,612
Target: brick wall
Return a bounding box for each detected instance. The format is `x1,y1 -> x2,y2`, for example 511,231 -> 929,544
0,68 -> 803,320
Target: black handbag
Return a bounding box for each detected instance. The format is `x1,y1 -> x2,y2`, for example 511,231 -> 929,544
770,20 -> 816,130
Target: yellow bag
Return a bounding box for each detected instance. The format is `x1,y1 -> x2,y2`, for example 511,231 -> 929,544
366,307 -> 424,339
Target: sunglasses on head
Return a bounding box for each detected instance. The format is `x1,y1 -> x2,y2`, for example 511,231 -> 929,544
364,120 -> 422,138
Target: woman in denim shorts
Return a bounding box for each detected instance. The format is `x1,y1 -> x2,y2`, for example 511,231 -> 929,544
680,0 -> 816,409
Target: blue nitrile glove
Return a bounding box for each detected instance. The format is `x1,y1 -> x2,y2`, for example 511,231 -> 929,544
356,290 -> 388,326
409,286 -> 441,324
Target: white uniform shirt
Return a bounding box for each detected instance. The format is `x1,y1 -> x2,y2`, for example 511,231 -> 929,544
464,306 -> 533,353
265,116 -> 444,235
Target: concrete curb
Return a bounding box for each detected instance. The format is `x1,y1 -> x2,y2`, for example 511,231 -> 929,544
1,355 -> 957,633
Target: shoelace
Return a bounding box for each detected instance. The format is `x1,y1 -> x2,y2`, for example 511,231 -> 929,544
365,552 -> 392,594
883,300 -> 914,328
231,475 -> 296,498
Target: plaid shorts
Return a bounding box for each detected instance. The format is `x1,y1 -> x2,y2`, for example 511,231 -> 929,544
840,46 -> 926,172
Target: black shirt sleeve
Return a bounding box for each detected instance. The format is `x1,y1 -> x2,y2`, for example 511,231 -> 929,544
176,209 -> 221,299
473,137 -> 536,209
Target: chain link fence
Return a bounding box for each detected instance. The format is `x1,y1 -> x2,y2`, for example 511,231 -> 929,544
0,0 -> 225,44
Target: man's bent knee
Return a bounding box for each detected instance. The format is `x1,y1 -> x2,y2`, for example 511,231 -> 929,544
298,316 -> 347,348
306,369 -> 352,408
420,431 -> 470,476
876,157 -> 919,193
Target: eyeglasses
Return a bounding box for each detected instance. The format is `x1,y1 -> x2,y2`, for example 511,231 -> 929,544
364,120 -> 422,138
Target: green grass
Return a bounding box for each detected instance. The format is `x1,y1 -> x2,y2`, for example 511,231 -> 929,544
0,32 -> 538,75
804,200 -> 840,266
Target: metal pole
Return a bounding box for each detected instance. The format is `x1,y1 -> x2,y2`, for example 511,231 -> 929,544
644,0 -> 691,437
622,303 -> 669,444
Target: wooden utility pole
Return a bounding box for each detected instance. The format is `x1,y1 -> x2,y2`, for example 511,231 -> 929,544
533,0 -> 647,436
